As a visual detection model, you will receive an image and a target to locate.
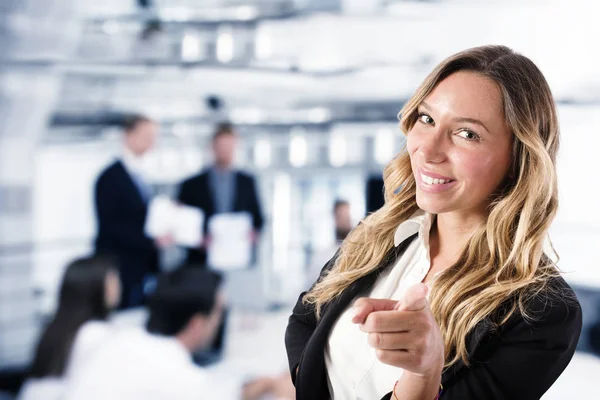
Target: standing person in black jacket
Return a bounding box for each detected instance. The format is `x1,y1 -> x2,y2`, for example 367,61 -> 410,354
285,45 -> 582,400
177,122 -> 264,267
94,115 -> 171,309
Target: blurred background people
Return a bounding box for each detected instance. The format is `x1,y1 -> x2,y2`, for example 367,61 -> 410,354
62,268 -> 292,400
306,199 -> 354,288
177,122 -> 264,267
333,199 -> 352,243
18,256 -> 120,400
93,115 -> 169,309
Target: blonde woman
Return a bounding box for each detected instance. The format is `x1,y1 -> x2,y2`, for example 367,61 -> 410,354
285,45 -> 582,400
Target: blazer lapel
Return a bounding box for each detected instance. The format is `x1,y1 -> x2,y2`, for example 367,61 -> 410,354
231,172 -> 241,211
296,234 -> 418,400
115,161 -> 147,211
441,318 -> 494,384
199,172 -> 215,215
294,230 -> 494,398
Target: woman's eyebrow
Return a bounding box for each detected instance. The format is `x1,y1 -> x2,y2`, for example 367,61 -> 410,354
453,116 -> 490,133
420,101 -> 490,133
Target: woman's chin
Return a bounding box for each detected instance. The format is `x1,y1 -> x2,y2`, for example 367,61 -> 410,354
416,195 -> 450,215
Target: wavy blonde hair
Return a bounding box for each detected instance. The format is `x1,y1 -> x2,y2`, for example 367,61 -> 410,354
303,45 -> 561,368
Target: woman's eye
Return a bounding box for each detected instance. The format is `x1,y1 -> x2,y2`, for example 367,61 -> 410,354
457,129 -> 481,141
418,113 -> 434,125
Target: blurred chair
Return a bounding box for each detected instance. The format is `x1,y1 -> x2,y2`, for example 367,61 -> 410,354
589,321 -> 600,355
366,175 -> 385,214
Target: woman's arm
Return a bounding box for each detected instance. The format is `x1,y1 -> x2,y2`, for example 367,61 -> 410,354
361,278 -> 581,400
438,290 -> 582,400
378,281 -> 582,400
284,252 -> 339,384
284,290 -> 318,384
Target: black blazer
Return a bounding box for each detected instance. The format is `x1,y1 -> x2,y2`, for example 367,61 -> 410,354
94,161 -> 158,283
285,235 -> 582,400
177,168 -> 264,265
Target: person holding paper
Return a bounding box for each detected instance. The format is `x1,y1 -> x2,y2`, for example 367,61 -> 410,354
177,122 -> 264,267
285,46 -> 581,400
94,114 -> 171,309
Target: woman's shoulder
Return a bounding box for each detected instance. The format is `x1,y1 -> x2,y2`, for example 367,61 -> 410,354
67,321 -> 113,374
504,275 -> 582,337
529,275 -> 581,318
74,320 -> 112,348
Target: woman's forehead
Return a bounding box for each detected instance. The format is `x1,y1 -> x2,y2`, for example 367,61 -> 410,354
423,71 -> 505,123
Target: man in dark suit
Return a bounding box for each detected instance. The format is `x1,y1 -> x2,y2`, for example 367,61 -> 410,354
94,115 -> 171,309
177,123 -> 264,267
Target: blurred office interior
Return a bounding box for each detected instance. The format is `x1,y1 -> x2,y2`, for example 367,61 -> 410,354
0,0 -> 599,398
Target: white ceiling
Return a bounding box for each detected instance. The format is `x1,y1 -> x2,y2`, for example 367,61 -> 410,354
11,0 -> 593,134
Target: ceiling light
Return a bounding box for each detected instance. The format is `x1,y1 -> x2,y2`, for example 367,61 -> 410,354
254,138 -> 272,168
255,26 -> 272,60
329,132 -> 347,167
289,128 -> 308,167
181,32 -> 201,62
216,25 -> 234,63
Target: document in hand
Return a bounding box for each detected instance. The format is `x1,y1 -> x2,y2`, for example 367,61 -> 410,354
207,212 -> 253,271
144,196 -> 204,247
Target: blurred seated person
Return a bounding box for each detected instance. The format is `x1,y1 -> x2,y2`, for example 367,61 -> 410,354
306,200 -> 353,288
63,268 -> 293,400
177,122 -> 264,267
18,256 -> 121,400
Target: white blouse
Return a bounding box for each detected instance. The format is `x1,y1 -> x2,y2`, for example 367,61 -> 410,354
18,321 -> 112,400
63,328 -> 242,400
325,211 -> 436,400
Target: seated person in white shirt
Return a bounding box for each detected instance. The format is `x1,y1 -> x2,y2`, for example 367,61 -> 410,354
18,256 -> 121,400
63,268 -> 292,400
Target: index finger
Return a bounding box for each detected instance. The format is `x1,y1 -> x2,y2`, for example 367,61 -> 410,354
351,297 -> 399,324
359,309 -> 419,333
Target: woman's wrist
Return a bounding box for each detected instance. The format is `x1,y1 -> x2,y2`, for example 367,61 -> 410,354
394,371 -> 442,400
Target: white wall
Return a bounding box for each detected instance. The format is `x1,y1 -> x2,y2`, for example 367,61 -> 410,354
551,105 -> 600,287
32,143 -> 116,313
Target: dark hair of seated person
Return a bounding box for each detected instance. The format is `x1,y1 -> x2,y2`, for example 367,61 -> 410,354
146,268 -> 223,336
28,255 -> 117,378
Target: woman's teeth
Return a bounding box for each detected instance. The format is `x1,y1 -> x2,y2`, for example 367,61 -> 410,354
421,174 -> 452,185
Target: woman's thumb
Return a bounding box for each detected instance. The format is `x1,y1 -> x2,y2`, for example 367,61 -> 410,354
396,283 -> 429,312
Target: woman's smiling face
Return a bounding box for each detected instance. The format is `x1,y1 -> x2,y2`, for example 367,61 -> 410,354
407,71 -> 513,217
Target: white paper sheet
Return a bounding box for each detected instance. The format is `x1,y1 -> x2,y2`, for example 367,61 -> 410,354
144,196 -> 204,247
207,212 -> 253,271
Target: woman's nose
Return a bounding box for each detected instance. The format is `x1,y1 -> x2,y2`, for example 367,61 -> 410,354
417,129 -> 448,164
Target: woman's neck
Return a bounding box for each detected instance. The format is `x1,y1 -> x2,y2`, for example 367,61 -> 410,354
429,211 -> 485,265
